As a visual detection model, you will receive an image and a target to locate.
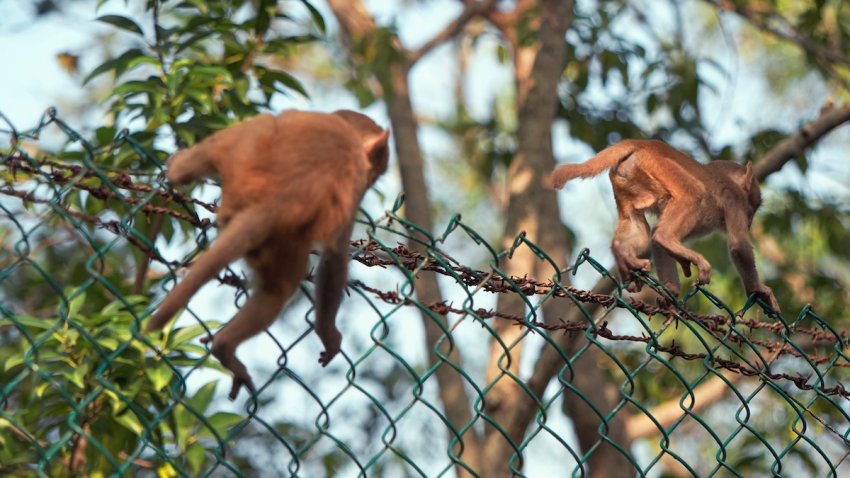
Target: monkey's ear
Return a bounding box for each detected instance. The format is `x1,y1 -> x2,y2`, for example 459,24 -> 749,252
364,129 -> 391,175
365,129 -> 390,154
744,162 -> 754,184
743,162 -> 762,210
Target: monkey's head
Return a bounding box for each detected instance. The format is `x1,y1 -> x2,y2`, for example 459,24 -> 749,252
333,110 -> 391,184
711,161 -> 762,222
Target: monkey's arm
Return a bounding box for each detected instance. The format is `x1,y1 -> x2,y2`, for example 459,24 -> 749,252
146,210 -> 271,332
313,221 -> 354,367
725,212 -> 780,312
167,147 -> 216,185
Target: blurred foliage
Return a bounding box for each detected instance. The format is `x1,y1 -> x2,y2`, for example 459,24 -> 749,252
1,0 -> 332,475
0,292 -> 240,476
85,0 -> 323,146
3,0 -> 323,301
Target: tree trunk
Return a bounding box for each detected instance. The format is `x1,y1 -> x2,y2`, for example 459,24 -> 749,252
483,0 -> 633,475
327,2 -> 481,473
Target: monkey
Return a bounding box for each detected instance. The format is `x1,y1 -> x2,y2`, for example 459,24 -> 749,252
146,110 -> 390,399
549,139 -> 780,311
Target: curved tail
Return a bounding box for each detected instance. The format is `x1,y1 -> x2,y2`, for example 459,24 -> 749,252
146,210 -> 270,332
548,141 -> 639,189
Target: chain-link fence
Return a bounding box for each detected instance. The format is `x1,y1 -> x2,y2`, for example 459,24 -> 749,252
2,110 -> 849,477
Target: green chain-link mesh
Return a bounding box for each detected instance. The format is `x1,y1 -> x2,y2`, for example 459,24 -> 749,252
2,111 -> 849,477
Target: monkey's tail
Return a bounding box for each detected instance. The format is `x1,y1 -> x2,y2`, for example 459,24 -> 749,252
146,211 -> 270,332
548,141 -> 638,189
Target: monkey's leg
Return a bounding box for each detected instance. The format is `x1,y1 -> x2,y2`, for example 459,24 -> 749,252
147,210 -> 271,332
314,223 -> 354,367
725,211 -> 781,311
202,287 -> 287,400
651,240 -> 680,293
611,211 -> 651,292
205,244 -> 310,400
652,204 -> 712,285
650,241 -> 680,308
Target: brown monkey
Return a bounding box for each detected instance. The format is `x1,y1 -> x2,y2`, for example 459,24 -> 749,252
549,139 -> 779,311
146,110 -> 390,399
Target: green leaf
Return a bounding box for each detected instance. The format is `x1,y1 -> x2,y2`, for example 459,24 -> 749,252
98,336 -> 120,350
97,15 -> 145,36
190,66 -> 233,83
114,409 -> 145,436
186,442 -> 207,474
69,362 -> 91,389
206,412 -> 244,436
260,69 -> 308,98
67,292 -> 86,318
35,382 -> 51,398
255,1 -> 272,35
100,296 -> 146,317
95,126 -> 117,146
300,0 -> 326,34
170,321 -> 220,348
83,48 -> 146,85
646,94 -> 659,114
4,354 -> 24,371
113,79 -> 165,102
186,381 -> 217,413
6,315 -> 54,330
496,44 -> 508,64
145,361 -> 173,391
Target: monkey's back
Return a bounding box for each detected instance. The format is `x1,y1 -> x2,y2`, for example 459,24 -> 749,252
213,111 -> 372,245
609,140 -> 746,234
609,140 -> 711,213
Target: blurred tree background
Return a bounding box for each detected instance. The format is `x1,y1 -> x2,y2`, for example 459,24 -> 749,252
1,0 -> 849,476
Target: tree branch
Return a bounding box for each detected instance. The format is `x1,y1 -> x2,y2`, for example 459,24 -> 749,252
753,102 -> 850,181
625,371 -> 741,440
708,0 -> 850,69
408,0 -> 498,65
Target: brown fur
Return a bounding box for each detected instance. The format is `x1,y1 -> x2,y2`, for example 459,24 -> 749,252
146,110 -> 390,399
550,139 -> 778,311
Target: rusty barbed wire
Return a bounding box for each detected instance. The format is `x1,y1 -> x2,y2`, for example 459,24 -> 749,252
3,147 -> 849,401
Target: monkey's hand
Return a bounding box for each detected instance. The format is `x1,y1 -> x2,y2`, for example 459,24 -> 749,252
749,284 -> 780,312
695,259 -> 712,285
317,326 -> 342,367
624,258 -> 651,293
201,335 -> 256,400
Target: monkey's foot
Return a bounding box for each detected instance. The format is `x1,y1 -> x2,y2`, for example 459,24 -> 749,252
750,284 -> 780,312
625,258 -> 651,272
656,296 -> 674,308
695,262 -> 712,285
626,279 -> 643,293
201,335 -> 256,400
317,327 -> 342,367
625,259 -> 651,292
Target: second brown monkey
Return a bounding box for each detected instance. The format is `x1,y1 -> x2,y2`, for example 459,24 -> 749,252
550,139 -> 779,311
147,110 -> 390,399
